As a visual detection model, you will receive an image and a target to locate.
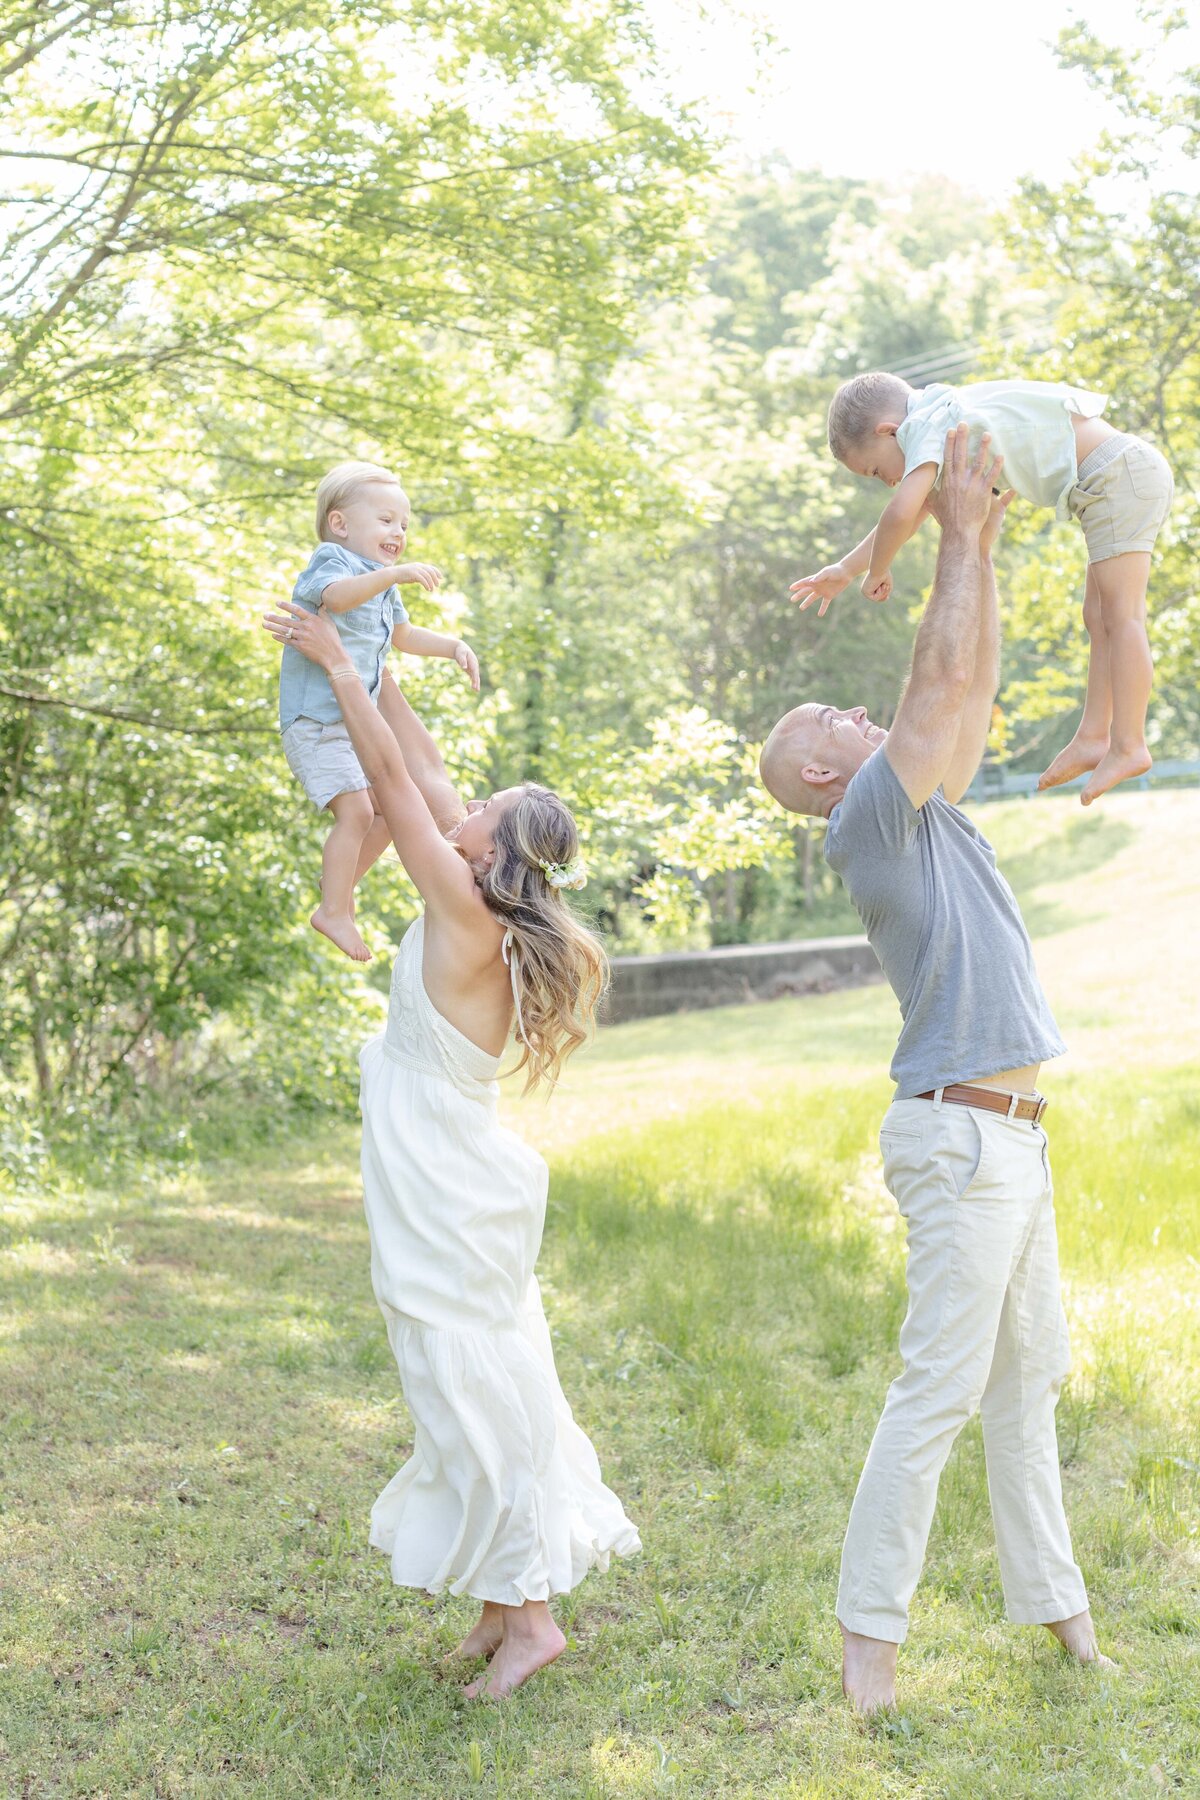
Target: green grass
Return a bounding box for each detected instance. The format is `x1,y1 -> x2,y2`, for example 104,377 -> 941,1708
2,791 -> 1199,1797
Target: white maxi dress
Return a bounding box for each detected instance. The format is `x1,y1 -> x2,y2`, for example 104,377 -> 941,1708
359,914 -> 641,1605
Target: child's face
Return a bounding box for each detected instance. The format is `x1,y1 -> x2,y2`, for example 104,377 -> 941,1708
329,482 -> 411,563
842,426 -> 906,488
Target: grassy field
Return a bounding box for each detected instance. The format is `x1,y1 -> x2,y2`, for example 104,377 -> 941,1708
3,790 -> 1199,1798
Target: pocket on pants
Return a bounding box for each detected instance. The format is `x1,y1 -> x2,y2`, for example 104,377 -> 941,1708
881,1105 -> 985,1212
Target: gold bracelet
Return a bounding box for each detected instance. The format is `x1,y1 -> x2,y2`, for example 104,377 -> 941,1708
328,666 -> 358,682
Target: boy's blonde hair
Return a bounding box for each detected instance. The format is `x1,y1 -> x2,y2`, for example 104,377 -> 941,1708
315,461 -> 404,542
474,784 -> 608,1093
827,372 -> 912,463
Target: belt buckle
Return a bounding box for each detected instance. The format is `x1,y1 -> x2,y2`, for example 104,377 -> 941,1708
1032,1095 -> 1047,1126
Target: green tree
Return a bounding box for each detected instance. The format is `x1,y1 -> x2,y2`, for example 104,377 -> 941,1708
0,0 -> 708,1105
997,11 -> 1200,764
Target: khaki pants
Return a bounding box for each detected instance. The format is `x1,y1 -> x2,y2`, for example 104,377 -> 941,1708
837,1096 -> 1089,1644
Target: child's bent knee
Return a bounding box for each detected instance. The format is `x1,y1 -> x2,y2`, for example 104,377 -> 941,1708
330,787 -> 375,828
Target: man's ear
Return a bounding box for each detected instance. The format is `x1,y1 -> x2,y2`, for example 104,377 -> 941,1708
801,763 -> 838,788
875,419 -> 900,438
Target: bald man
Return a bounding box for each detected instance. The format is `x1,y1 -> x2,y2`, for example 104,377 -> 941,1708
762,426 -> 1111,1712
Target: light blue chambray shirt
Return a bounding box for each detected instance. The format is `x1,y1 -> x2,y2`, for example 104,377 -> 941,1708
896,380 -> 1109,519
278,542 -> 409,731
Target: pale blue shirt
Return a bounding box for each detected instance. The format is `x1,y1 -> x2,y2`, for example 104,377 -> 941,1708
896,379 -> 1108,519
278,543 -> 409,730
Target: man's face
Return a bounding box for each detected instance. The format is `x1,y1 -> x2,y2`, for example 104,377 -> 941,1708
802,703 -> 887,774
842,427 -> 906,488
760,702 -> 886,816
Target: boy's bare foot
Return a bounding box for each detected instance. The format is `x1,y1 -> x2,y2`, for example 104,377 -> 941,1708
1081,743 -> 1152,805
311,905 -> 370,962
840,1622 -> 897,1715
442,1603 -> 505,1664
1044,1610 -> 1118,1669
1037,735 -> 1109,791
319,876 -> 354,920
464,1607 -> 565,1700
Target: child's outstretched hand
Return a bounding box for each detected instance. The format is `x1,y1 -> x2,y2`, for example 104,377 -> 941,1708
454,639 -> 481,692
861,571 -> 892,603
789,561 -> 851,617
394,562 -> 442,591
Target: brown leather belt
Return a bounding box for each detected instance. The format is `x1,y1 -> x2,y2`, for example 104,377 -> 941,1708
915,1083 -> 1048,1125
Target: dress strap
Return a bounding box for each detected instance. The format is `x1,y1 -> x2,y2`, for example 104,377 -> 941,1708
501,927 -> 532,1051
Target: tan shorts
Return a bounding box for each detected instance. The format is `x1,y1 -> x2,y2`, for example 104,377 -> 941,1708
281,717 -> 372,811
1067,433 -> 1174,562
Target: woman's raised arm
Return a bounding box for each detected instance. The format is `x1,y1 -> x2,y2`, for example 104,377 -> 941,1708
263,602 -> 481,921
376,671 -> 467,837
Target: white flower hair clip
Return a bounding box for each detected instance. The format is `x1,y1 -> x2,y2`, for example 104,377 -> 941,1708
538,855 -> 587,891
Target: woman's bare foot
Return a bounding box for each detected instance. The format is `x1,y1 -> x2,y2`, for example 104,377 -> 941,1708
311,905 -> 370,962
840,1622 -> 898,1715
1081,743 -> 1152,805
1044,1610 -> 1117,1669
464,1602 -> 565,1700
442,1603 -> 505,1665
1037,734 -> 1109,791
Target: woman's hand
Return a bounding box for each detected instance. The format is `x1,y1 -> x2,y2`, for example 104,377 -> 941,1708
262,600 -> 348,671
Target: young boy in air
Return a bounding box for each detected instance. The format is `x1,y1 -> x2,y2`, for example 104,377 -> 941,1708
279,461 -> 480,962
791,374 -> 1174,804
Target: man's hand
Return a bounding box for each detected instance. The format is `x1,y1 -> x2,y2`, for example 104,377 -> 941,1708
924,424 -> 1003,540
979,487 -> 1016,559
393,562 -> 442,591
454,640 -> 481,692
790,561 -> 851,617
861,570 -> 892,603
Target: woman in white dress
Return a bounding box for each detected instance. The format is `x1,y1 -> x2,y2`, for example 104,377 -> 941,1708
263,599 -> 640,1698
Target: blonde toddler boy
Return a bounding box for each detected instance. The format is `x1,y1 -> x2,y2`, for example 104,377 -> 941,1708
279,461 -> 480,962
792,374 -> 1174,804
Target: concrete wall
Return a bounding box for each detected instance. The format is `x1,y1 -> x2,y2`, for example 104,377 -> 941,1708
604,934 -> 881,1024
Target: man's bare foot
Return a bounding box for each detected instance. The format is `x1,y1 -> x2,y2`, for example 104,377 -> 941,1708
1044,1610 -> 1118,1669
311,905 -> 370,962
464,1604 -> 565,1700
1081,743 -> 1152,805
442,1603 -> 505,1665
1037,735 -> 1109,791
840,1622 -> 898,1715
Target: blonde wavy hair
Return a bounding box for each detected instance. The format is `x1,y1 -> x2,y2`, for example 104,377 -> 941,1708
474,784 -> 608,1093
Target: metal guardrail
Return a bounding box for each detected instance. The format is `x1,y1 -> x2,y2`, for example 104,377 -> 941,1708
963,758 -> 1200,803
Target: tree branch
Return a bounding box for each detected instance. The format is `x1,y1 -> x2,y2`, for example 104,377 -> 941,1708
0,680 -> 276,735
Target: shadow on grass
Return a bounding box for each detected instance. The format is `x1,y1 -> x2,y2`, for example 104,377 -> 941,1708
984,810 -> 1136,939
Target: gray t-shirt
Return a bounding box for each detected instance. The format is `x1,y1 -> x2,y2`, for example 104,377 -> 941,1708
823,746 -> 1065,1097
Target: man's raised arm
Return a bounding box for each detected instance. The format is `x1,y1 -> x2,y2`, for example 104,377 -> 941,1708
884,426 -> 1003,810
938,487 -> 1014,805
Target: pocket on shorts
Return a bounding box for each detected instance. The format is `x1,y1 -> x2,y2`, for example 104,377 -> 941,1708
1123,443 -> 1172,509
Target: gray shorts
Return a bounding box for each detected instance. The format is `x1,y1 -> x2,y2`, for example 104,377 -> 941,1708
281,717 -> 372,811
1067,433 -> 1174,562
